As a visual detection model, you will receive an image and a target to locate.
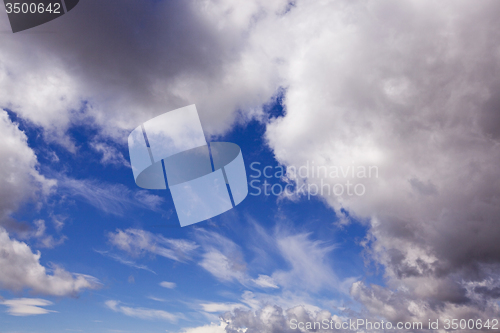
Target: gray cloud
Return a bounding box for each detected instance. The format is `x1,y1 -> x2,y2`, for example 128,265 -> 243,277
261,0 -> 500,322
0,0 -> 288,145
1,0 -> 500,325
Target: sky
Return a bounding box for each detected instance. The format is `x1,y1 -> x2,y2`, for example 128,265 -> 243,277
1,0 -> 500,332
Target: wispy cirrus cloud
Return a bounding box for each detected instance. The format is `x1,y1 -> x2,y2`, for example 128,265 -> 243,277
108,228 -> 198,262
59,177 -> 164,215
105,300 -> 180,322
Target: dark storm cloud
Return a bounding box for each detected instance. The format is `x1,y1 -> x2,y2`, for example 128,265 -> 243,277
0,0 -> 284,141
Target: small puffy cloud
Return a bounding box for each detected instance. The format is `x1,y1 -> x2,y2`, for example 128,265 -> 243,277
0,227 -> 99,296
252,274 -> 279,289
105,300 -> 179,322
159,281 -> 176,289
108,228 -> 198,262
2,298 -> 56,316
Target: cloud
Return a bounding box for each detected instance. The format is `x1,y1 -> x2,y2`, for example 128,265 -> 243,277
272,233 -> 338,293
94,250 -> 156,274
59,177 -> 164,214
0,110 -> 56,230
0,0 -> 290,146
252,275 -> 279,289
1,298 -> 56,316
219,304 -> 348,333
199,302 -> 248,313
245,0 -> 500,321
89,141 -> 131,167
178,322 -> 227,333
105,300 -> 179,322
0,227 -> 99,296
147,296 -> 165,302
196,230 -> 248,284
32,219 -> 67,249
108,228 -> 198,262
199,250 -> 247,284
159,281 -> 176,289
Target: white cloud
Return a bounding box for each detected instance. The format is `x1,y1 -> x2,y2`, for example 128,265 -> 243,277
0,227 -> 99,296
32,219 -> 67,249
90,141 -> 130,167
199,302 -> 248,313
252,274 -> 279,289
0,110 -> 56,228
105,300 -> 179,322
94,250 -> 156,274
272,233 -> 338,293
178,322 -> 227,333
243,0 -> 500,321
199,250 -> 247,284
159,281 -> 176,289
147,296 -> 165,302
60,177 -> 164,215
196,230 -> 248,284
108,228 -> 198,262
1,298 -> 56,316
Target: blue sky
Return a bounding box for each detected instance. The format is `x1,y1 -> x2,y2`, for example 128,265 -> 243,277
0,102 -> 378,332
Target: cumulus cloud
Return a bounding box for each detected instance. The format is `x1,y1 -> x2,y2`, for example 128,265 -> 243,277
1,298 -> 56,316
0,0 -> 290,144
0,227 -> 99,296
245,0 -> 500,321
105,300 -> 179,322
220,304 -> 349,333
1,0 -> 497,323
0,110 -> 56,230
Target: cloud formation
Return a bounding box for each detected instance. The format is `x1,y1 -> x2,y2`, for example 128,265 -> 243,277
0,227 -> 99,296
1,298 -> 56,316
1,0 -> 499,325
